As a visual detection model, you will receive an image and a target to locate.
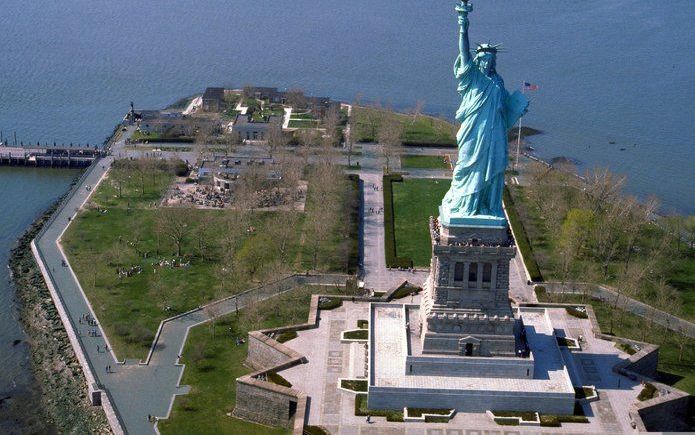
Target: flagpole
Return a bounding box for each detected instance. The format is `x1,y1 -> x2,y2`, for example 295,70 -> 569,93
515,81 -> 524,170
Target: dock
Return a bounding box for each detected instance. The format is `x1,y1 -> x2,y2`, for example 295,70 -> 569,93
0,144 -> 104,167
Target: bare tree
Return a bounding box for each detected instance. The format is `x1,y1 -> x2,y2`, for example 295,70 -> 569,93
322,106 -> 341,149
377,112 -> 403,173
266,121 -> 286,157
410,100 -> 425,124
110,164 -> 129,198
203,303 -> 223,338
286,88 -> 307,110
155,206 -> 193,257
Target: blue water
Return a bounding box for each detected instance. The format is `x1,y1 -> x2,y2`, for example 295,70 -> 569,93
0,168 -> 78,427
0,0 -> 693,213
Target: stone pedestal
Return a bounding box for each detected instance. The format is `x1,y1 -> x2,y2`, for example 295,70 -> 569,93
420,216 -> 522,357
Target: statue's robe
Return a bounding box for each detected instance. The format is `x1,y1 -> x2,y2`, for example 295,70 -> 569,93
442,55 -> 527,218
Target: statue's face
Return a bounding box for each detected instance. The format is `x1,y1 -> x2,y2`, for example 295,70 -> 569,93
477,53 -> 496,76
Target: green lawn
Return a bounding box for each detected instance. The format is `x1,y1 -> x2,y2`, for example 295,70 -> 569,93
63,160 -> 358,360
400,155 -> 450,170
352,107 -> 456,146
131,130 -> 162,142
392,178 -> 450,267
538,292 -> 694,395
158,285 -> 360,434
288,119 -> 321,129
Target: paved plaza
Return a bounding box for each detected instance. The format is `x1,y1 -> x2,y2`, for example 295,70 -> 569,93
281,297 -> 643,434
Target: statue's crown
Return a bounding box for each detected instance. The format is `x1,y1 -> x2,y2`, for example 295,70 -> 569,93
475,43 -> 502,54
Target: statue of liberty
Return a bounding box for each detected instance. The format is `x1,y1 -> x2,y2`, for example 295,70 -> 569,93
440,1 -> 529,227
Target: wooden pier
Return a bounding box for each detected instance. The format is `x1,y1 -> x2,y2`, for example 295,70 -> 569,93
0,144 -> 104,167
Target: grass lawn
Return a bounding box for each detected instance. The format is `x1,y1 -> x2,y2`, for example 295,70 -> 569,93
131,130 -> 162,142
352,106 -> 455,146
400,155 -> 450,170
392,178 -> 450,267
63,161 -> 358,360
288,119 -> 321,129
539,292 -> 694,395
158,285 -> 359,434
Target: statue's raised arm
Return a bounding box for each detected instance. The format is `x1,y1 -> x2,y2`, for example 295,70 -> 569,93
456,0 -> 473,64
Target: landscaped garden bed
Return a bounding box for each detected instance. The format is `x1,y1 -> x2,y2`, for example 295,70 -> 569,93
318,297 -> 342,311
404,408 -> 455,423
274,330 -> 298,343
574,386 -> 598,401
556,336 -> 580,350
566,306 -> 588,319
339,379 -> 368,392
490,403 -> 588,427
637,382 -> 658,401
353,394 -> 403,422
341,329 -> 368,341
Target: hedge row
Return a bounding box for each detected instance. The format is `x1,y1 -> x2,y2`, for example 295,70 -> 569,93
383,174 -> 413,269
135,137 -> 195,143
346,174 -> 361,274
266,372 -> 292,388
354,394 -> 404,422
503,186 -> 543,282
402,141 -> 456,148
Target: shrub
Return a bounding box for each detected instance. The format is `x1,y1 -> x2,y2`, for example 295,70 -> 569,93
383,174 -> 413,269
275,330 -> 298,343
391,283 -> 421,300
574,386 -> 596,399
340,379 -> 368,392
346,174 -> 361,274
618,342 -> 637,355
173,160 -> 189,177
503,186 -> 543,282
318,297 -> 342,310
343,329 -> 368,340
535,285 -> 546,298
556,336 -> 577,347
357,319 -> 369,329
494,418 -> 520,426
266,372 -> 292,388
303,426 -> 329,435
566,306 -> 588,319
638,382 -> 658,401
354,393 -> 403,421
424,415 -> 451,423
540,415 -> 560,427
407,408 -> 451,417
492,411 -> 537,421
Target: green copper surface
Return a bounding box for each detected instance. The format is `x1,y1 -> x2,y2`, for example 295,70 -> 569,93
440,1 -> 529,227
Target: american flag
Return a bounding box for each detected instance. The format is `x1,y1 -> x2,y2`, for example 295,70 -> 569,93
523,81 -> 539,91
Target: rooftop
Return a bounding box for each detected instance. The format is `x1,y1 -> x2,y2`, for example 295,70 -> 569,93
370,303 -> 574,394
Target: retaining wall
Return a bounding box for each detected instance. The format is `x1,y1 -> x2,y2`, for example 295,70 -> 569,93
233,378 -> 301,428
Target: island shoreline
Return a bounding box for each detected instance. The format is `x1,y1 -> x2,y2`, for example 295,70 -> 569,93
8,183 -> 110,433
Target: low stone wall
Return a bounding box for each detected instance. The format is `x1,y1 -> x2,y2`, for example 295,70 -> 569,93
631,390 -> 692,432
615,345 -> 659,379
